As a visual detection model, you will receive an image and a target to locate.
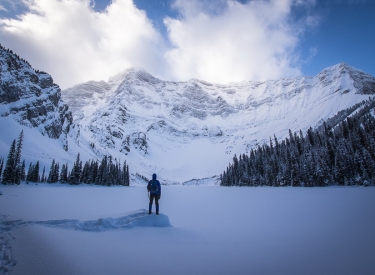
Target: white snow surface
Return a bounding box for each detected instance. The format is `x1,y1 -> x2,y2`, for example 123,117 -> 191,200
1,61 -> 375,184
0,184 -> 375,275
61,63 -> 375,183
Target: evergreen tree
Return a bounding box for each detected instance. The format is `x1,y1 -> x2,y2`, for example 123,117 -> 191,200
2,140 -> 16,184
221,99 -> 375,187
81,161 -> 90,183
60,163 -> 68,183
362,148 -> 375,182
26,163 -> 33,184
32,161 -> 40,182
54,162 -> 60,182
0,156 -> 4,180
47,159 -> 55,183
41,166 -> 46,183
69,153 -> 82,184
123,161 -> 130,186
20,160 -> 26,181
47,159 -> 56,183
14,131 -> 24,184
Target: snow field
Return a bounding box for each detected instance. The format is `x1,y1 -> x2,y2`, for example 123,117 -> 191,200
0,184 -> 375,274
60,64 -> 374,183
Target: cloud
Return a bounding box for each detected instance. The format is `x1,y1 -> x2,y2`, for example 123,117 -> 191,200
164,0 -> 317,83
0,0 -> 165,89
0,0 -> 318,88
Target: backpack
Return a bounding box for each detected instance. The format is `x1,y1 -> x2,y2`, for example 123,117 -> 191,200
150,180 -> 158,193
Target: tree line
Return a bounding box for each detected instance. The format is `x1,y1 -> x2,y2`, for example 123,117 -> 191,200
1,131 -> 130,186
221,98 -> 375,187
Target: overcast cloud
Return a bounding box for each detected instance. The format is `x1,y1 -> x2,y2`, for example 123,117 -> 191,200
0,0 -> 317,89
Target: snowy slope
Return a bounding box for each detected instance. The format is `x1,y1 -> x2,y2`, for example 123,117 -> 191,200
0,45 -> 98,172
0,46 -> 72,145
1,42 -> 375,184
62,63 -> 375,183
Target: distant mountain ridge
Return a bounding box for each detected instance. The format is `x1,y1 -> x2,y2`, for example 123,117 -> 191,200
62,63 -> 375,183
1,43 -> 375,184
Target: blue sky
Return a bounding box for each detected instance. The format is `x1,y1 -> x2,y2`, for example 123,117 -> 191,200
0,0 -> 374,88
297,1 -> 375,77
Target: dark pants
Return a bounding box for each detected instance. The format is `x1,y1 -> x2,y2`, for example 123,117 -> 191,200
149,194 -> 159,205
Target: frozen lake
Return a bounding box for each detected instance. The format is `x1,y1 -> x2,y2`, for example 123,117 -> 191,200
1,184 -> 375,275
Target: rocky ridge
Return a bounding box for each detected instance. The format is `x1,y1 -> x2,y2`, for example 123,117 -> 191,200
0,44 -> 73,150
62,63 -> 375,182
1,42 -> 375,183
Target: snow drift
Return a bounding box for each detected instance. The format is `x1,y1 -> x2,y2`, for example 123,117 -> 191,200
0,210 -> 171,233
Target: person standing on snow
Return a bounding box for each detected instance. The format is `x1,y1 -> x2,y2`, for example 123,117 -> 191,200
147,173 -> 161,215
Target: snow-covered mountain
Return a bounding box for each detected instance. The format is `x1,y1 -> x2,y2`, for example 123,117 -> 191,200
0,45 -> 73,151
62,63 -> 375,183
1,44 -> 375,184
0,46 -> 73,142
0,45 -> 100,171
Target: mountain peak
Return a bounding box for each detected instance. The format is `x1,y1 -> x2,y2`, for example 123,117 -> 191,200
108,67 -> 161,85
3,43 -> 375,183
59,61 -> 375,182
319,62 -> 369,76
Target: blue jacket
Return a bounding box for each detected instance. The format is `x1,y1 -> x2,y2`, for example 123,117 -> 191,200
147,174 -> 161,195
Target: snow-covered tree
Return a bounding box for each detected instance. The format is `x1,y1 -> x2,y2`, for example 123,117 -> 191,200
221,98 -> 375,187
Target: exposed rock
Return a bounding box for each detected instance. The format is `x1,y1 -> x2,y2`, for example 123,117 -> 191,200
0,44 -> 73,145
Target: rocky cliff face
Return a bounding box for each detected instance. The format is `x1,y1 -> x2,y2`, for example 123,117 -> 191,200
0,45 -> 73,149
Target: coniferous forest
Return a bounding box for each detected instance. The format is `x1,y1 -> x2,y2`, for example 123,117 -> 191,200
0,131 -> 130,186
221,98 -> 375,187
26,153 -> 131,186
